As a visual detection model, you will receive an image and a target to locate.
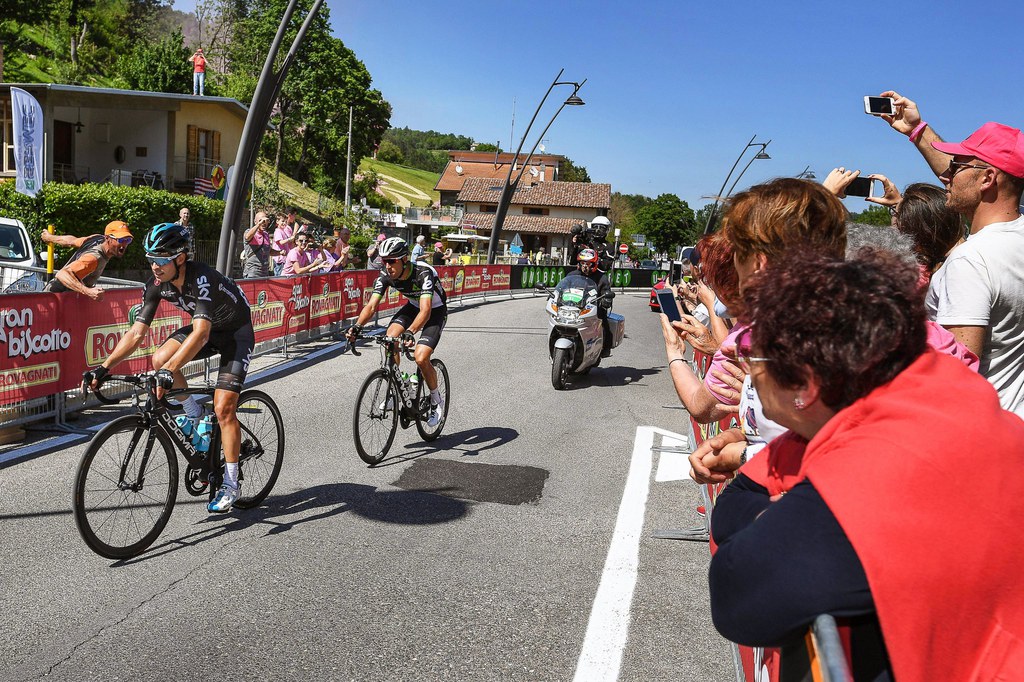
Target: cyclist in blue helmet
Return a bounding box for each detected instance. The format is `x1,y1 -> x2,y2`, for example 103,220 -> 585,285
84,222 -> 255,513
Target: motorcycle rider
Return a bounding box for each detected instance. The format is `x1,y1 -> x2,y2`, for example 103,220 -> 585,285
570,248 -> 614,357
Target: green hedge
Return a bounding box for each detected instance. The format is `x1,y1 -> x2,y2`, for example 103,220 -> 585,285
0,181 -> 225,272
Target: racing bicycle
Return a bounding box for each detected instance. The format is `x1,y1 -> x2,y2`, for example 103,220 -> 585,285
72,373 -> 284,559
345,330 -> 450,465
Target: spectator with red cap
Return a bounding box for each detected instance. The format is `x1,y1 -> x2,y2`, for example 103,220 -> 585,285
878,90 -> 1024,415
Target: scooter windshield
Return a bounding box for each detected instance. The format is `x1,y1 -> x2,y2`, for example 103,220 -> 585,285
553,273 -> 598,308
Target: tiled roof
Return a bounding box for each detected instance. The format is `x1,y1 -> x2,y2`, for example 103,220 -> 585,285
461,212 -> 581,235
435,154 -> 563,192
457,177 -> 610,209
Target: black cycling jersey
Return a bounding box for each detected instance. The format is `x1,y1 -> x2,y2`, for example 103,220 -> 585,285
137,261 -> 251,331
372,261 -> 447,308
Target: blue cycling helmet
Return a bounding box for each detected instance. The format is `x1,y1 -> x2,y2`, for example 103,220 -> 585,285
144,223 -> 190,256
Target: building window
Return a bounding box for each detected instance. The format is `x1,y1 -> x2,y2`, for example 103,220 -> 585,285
1,98 -> 14,175
479,204 -> 497,213
522,206 -> 549,216
186,124 -> 221,179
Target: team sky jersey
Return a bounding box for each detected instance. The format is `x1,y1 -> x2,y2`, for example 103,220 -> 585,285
137,261 -> 251,331
44,235 -> 109,292
372,261 -> 447,308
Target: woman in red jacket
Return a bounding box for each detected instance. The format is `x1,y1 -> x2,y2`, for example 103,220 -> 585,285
709,248 -> 1024,681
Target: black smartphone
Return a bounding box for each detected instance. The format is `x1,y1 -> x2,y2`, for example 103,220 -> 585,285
656,288 -> 682,322
845,176 -> 875,198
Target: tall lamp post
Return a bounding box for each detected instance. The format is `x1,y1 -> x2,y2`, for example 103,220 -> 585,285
701,135 -> 771,236
486,69 -> 585,264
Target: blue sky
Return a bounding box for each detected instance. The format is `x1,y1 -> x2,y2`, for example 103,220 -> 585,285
174,0 -> 1024,211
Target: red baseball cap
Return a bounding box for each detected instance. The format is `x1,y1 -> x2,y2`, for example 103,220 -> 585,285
932,122 -> 1024,178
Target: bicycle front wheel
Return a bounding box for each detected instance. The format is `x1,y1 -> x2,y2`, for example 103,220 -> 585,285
415,359 -> 450,442
72,415 -> 178,560
232,390 -> 285,509
353,369 -> 399,465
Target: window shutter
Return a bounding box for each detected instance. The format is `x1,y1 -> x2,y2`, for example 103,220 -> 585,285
212,130 -> 221,162
187,125 -> 198,178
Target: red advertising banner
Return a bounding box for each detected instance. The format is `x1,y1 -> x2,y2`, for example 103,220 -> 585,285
0,265 -> 511,407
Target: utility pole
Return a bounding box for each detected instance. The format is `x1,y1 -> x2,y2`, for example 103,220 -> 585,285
344,105 -> 353,216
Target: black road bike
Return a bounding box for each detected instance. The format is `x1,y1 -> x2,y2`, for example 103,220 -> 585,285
345,331 -> 450,465
72,373 -> 284,559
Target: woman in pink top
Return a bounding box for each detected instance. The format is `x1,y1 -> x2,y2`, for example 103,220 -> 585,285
282,234 -> 324,276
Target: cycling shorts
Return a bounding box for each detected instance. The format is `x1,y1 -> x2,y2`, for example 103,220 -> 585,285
390,302 -> 447,349
167,324 -> 255,393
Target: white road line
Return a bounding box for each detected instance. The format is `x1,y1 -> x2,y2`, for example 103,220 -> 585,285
655,434 -> 691,482
573,425 -> 655,682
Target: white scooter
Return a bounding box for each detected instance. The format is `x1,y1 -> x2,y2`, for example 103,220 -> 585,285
537,274 -> 625,390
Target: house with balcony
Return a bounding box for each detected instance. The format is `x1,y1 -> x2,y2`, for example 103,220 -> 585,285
435,150 -> 564,206
456,177 -> 610,262
0,83 -> 249,193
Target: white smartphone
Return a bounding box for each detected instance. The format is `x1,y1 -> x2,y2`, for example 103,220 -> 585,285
864,96 -> 896,116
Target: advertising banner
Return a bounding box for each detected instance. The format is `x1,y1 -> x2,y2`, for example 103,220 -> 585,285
10,88 -> 44,198
0,266 -> 512,406
510,265 -> 668,290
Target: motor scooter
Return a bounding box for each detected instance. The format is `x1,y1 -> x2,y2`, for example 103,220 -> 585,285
537,274 -> 625,390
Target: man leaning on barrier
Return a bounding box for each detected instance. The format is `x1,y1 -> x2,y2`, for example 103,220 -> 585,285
42,221 -> 134,301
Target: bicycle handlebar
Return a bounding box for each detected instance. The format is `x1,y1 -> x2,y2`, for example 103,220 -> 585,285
87,372 -> 191,410
343,328 -> 417,360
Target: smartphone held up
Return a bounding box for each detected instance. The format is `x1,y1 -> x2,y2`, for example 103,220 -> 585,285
845,175 -> 879,198
656,288 -> 682,323
864,96 -> 896,116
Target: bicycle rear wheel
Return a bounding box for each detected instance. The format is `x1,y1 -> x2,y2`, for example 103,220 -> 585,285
415,359 -> 450,442
72,415 -> 178,560
232,390 -> 285,509
353,369 -> 399,465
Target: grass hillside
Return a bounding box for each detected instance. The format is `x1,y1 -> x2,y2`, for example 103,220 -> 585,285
359,158 -> 440,207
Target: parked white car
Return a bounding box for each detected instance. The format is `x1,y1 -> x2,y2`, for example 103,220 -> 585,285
0,217 -> 43,293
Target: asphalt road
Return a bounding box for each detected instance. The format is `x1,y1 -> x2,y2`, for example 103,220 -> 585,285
0,291 -> 733,682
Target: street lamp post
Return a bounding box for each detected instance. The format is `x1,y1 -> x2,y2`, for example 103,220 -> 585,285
701,135 -> 771,236
796,165 -> 816,179
486,69 -> 585,264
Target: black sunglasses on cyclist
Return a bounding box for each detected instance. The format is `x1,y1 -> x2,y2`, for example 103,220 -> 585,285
382,258 -> 402,265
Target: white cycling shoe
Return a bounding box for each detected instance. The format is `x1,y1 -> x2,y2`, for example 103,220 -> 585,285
426,398 -> 445,427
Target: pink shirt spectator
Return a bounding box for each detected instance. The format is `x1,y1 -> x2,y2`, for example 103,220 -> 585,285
282,245 -> 313,276
273,224 -> 293,266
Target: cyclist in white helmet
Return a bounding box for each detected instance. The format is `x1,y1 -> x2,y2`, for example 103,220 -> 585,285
345,237 -> 448,426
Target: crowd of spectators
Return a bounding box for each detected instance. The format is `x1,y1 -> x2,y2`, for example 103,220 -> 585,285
657,90 -> 1024,678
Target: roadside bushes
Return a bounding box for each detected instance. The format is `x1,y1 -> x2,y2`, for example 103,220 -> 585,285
0,180 -> 224,272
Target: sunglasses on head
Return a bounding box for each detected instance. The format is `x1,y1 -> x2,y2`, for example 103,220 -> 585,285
146,254 -> 177,266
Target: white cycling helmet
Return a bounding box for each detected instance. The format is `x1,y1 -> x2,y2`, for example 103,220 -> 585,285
591,216 -> 611,228
378,237 -> 409,259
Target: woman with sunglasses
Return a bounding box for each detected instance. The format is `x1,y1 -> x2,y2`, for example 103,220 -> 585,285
82,223 -> 255,514
708,248 -> 1024,680
41,220 -> 134,300
345,237 -> 448,427
281,233 -> 325,276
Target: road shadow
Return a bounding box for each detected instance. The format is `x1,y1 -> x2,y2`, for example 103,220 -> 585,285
564,364 -> 662,390
111,482 -> 468,567
371,426 -> 520,468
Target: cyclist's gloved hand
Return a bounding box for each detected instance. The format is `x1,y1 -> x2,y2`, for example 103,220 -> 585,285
347,324 -> 362,341
154,368 -> 175,390
82,365 -> 109,389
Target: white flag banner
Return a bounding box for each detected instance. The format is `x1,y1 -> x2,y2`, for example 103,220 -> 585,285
11,87 -> 44,198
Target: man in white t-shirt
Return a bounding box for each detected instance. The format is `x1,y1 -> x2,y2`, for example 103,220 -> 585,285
882,97 -> 1024,415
